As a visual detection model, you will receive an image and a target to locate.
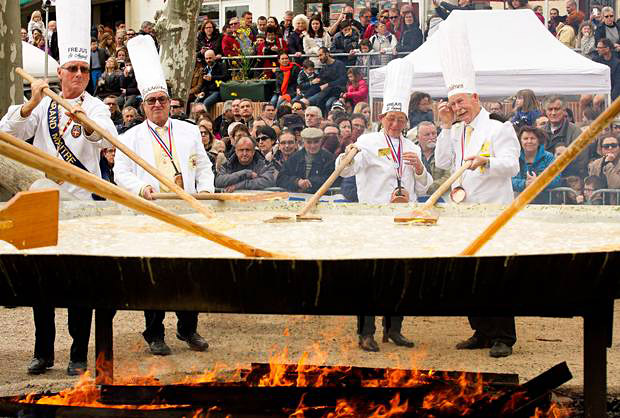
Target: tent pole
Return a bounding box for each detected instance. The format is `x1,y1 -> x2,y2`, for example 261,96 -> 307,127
544,0 -> 549,24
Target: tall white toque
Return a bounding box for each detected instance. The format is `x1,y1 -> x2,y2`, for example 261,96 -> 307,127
127,35 -> 169,99
439,13 -> 476,98
56,0 -> 91,65
381,58 -> 415,117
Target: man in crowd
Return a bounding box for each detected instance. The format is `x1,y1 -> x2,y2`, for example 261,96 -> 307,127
258,103 -> 278,128
215,100 -> 235,138
115,35 -> 213,357
215,137 -> 277,191
338,60 -> 431,352
89,37 -> 108,94
271,130 -> 298,170
565,0 -> 584,32
120,106 -> 140,132
104,95 -> 123,126
239,99 -> 254,128
303,106 -> 322,129
256,16 -> 268,37
277,127 -> 335,193
280,11 -> 294,40
593,38 -> 620,101
334,114 -> 354,154
309,48 -> 347,113
350,114 -> 367,141
0,0 -> 118,376
328,5 -> 364,36
417,121 -> 450,195
196,49 -> 227,108
330,20 -> 360,67
588,135 -> 620,203
169,98 -> 186,118
322,123 -> 341,154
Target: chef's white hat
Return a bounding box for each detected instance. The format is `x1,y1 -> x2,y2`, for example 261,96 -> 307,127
56,0 -> 91,65
381,58 -> 415,117
439,12 -> 476,98
127,35 -> 168,98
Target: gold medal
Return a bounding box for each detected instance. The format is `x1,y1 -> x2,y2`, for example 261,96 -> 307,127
450,186 -> 467,203
390,186 -> 408,203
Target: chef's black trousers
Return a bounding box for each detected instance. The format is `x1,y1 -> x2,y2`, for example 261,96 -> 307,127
469,316 -> 516,346
357,316 -> 404,337
33,306 -> 93,362
142,310 -> 198,342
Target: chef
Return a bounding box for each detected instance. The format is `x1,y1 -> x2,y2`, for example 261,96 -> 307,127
433,14 -> 520,358
114,35 -> 213,356
338,58 -> 432,352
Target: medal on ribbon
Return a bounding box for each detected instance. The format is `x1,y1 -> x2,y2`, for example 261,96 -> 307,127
148,121 -> 184,189
384,134 -> 408,203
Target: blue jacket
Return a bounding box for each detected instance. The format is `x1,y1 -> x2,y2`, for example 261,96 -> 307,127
511,109 -> 542,128
512,145 -> 560,203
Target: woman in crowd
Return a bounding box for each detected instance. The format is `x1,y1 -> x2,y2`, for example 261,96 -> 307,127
287,14 -> 308,60
114,47 -> 128,70
369,21 -> 397,67
118,61 -> 140,109
196,20 -> 223,58
575,22 -> 596,57
271,52 -> 301,107
31,28 -> 45,50
555,21 -> 576,48
511,89 -> 542,128
396,9 -> 423,53
342,68 -> 368,107
354,39 -> 373,79
588,135 -> 620,203
198,116 -> 226,174
221,23 -> 241,57
408,92 -> 433,129
27,10 -> 45,43
99,32 -> 116,57
303,15 -> 331,69
512,126 -> 560,204
96,57 -> 123,98
257,26 -> 288,79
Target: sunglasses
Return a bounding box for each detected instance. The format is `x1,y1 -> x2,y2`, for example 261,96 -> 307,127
62,65 -> 90,74
199,130 -> 209,136
257,135 -> 271,141
604,14 -> 615,17
602,143 -> 619,148
389,16 -> 398,19
170,104 -> 183,109
145,96 -> 169,106
292,106 -> 303,110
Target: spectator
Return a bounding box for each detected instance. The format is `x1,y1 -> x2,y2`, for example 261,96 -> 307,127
221,23 -> 241,57
126,28 -> 136,39
31,28 -> 44,49
99,32 -> 116,57
114,47 -> 128,70
353,102 -> 372,126
417,121 -> 451,195
334,114 -> 353,154
342,68 -> 368,107
433,0 -> 474,21
103,95 -> 123,126
548,8 -> 564,36
595,7 -> 620,48
256,125 -> 277,158
304,15 -> 331,69
118,62 -> 140,109
532,5 -> 545,24
351,113 -> 368,142
296,59 -> 321,102
305,106 -> 323,128
594,38 -> 620,100
258,102 -> 278,128
239,99 -> 255,129
556,21 -> 576,48
512,126 -> 560,203
543,95 -> 588,177
576,22 -> 596,57
20,28 -> 28,42
27,10 -> 45,43
169,98 -> 186,118
280,11 -> 294,40
199,116 -> 226,173
358,8 -> 373,36
257,26 -> 288,79
267,16 -> 281,33
271,53 -> 301,107
331,20 -> 360,66
114,30 -> 126,50
195,49 -> 227,108
228,16 -> 253,56
228,122 -> 252,155
387,7 -> 402,36
328,5 -> 364,37
277,103 -> 293,122
553,144 -> 582,179
291,101 -> 306,117
535,115 -> 549,129
397,10 -> 424,54
119,106 -> 141,134
189,103 -> 208,123
215,137 -> 277,191
100,147 -> 116,184
214,100 -> 234,138
277,127 -> 335,193
281,114 -> 305,143
197,20 -> 223,57
270,130 -> 298,170
322,123 -> 341,154
407,92 -> 433,129
354,39 -> 373,79
511,89 -> 542,128
582,175 -> 606,204
287,14 -> 308,61
256,16 -> 268,37
239,11 -> 256,42
308,48 -> 347,113
95,57 -> 123,98
363,9 -> 390,39
565,0 -> 585,33
488,101 -> 505,118
89,37 -> 108,94
588,135 -> 620,202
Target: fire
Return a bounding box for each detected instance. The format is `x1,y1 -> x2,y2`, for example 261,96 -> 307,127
531,403 -> 572,418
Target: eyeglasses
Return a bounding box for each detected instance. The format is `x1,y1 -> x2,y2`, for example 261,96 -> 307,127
257,135 -> 271,141
199,130 -> 209,136
389,16 -> 398,19
602,143 -> 619,149
604,14 -> 615,18
170,104 -> 183,109
62,65 -> 90,74
144,96 -> 169,106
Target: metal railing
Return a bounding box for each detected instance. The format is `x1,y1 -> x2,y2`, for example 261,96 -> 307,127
547,187 -> 620,205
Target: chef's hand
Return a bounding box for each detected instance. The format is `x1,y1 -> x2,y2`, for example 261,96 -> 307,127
21,79 -> 49,117
141,185 -> 156,200
66,105 -> 94,135
403,151 -> 424,175
390,187 -> 410,202
437,101 -> 455,129
464,155 -> 489,170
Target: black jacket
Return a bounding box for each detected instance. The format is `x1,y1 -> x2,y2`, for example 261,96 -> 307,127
397,24 -> 424,53
594,54 -> 620,100
196,31 -> 223,56
287,30 -> 305,56
276,149 -> 335,193
199,61 -> 228,94
435,2 -> 475,20
316,59 -> 347,92
330,31 -> 359,65
215,153 -> 277,190
90,47 -> 109,71
595,21 -> 620,45
275,64 -> 301,97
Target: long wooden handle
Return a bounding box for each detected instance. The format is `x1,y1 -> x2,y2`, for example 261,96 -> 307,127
461,96 -> 620,256
297,147 -> 359,218
151,191 -> 289,201
0,131 -> 284,258
420,160 -> 473,211
16,67 -> 214,221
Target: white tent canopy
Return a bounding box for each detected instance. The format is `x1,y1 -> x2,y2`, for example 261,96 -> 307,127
22,41 -> 59,83
369,10 -> 610,98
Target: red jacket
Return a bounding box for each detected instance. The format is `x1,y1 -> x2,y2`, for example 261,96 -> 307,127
344,79 -> 368,105
222,34 -> 241,57
256,38 -> 288,78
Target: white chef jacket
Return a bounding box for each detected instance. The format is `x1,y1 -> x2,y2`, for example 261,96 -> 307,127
435,108 -> 520,204
114,118 -> 214,195
0,94 -> 116,200
338,131 -> 432,203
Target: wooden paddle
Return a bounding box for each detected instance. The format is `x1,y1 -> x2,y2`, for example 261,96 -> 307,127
265,147 -> 359,223
461,95 -> 620,256
0,189 -> 58,249
394,160 -> 473,224
151,191 -> 289,202
0,131 -> 284,258
16,67 -> 214,221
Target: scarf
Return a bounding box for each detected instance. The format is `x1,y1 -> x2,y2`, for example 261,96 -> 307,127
279,63 -> 296,102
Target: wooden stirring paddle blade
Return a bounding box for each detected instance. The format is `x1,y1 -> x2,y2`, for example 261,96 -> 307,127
0,189 -> 59,249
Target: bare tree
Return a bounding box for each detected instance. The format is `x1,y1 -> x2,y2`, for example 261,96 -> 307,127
154,0 -> 202,104
0,0 -> 23,115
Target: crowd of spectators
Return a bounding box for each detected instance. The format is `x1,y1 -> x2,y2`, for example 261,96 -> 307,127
20,1 -> 620,204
